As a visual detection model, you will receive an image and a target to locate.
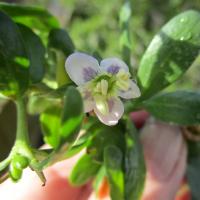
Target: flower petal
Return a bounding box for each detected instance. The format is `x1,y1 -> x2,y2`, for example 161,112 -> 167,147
119,80 -> 141,99
65,52 -> 99,85
78,86 -> 94,113
100,58 -> 129,74
94,98 -> 124,126
94,95 -> 109,115
83,96 -> 94,113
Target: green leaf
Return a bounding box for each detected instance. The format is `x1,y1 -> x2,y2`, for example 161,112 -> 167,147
39,87 -> 83,168
36,130 -> 94,170
188,140 -> 200,158
48,28 -> 75,56
0,3 -> 59,31
64,129 -> 97,158
69,154 -> 100,186
35,83 -> 72,99
60,86 -> 83,144
40,106 -> 61,148
143,91 -> 200,125
40,87 -> 83,148
17,23 -> 45,83
119,1 -> 132,72
187,140 -> 200,200
48,29 -> 75,86
88,124 -> 125,162
137,10 -> 200,100
104,145 -> 124,200
27,95 -> 59,115
187,155 -> 200,199
93,166 -> 106,194
0,11 -> 29,95
125,120 -> 146,200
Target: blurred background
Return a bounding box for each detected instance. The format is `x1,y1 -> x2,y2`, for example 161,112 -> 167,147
3,0 -> 198,89
0,0 -> 199,160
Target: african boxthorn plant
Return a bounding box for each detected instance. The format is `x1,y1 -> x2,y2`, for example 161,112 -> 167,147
0,2 -> 200,200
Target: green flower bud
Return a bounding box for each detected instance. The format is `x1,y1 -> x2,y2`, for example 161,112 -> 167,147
12,154 -> 29,169
9,162 -> 22,182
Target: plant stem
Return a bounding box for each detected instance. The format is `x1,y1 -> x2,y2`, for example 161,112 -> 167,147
15,97 -> 29,144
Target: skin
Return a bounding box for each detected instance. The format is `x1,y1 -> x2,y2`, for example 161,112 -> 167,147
0,152 -> 92,200
0,111 -> 189,200
140,119 -> 188,200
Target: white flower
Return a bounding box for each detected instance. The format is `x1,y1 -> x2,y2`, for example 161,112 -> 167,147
65,52 -> 141,126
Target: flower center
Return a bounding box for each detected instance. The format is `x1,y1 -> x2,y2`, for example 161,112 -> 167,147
83,70 -> 131,115
89,73 -> 115,98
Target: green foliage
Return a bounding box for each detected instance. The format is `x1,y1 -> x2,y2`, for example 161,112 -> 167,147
12,154 -> 29,169
17,23 -> 45,83
60,86 -> 83,143
87,124 -> 125,162
69,154 -> 100,186
185,140 -> 200,200
48,28 -> 75,56
0,1 -> 200,199
9,161 -> 22,182
124,120 -> 146,200
27,95 -> 59,115
137,10 -> 200,99
143,91 -> 200,125
40,106 -> 61,148
119,1 -> 132,72
187,157 -> 200,200
8,153 -> 29,182
0,3 -> 59,31
104,145 -> 124,200
0,11 -> 29,95
40,87 -> 83,149
66,119 -> 145,200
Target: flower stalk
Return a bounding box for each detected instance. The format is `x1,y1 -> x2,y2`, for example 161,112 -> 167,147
15,96 -> 29,144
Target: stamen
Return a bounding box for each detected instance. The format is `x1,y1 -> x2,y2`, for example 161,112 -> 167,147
94,95 -> 109,115
101,79 -> 108,96
116,70 -> 130,91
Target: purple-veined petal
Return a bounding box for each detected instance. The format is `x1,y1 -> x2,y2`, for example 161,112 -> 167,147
100,58 -> 129,74
94,97 -> 124,126
78,86 -> 94,113
119,80 -> 141,99
65,52 -> 99,85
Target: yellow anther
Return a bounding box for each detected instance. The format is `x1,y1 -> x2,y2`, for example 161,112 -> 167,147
116,79 -> 130,90
116,70 -> 130,91
94,79 -> 108,96
116,69 -> 130,81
